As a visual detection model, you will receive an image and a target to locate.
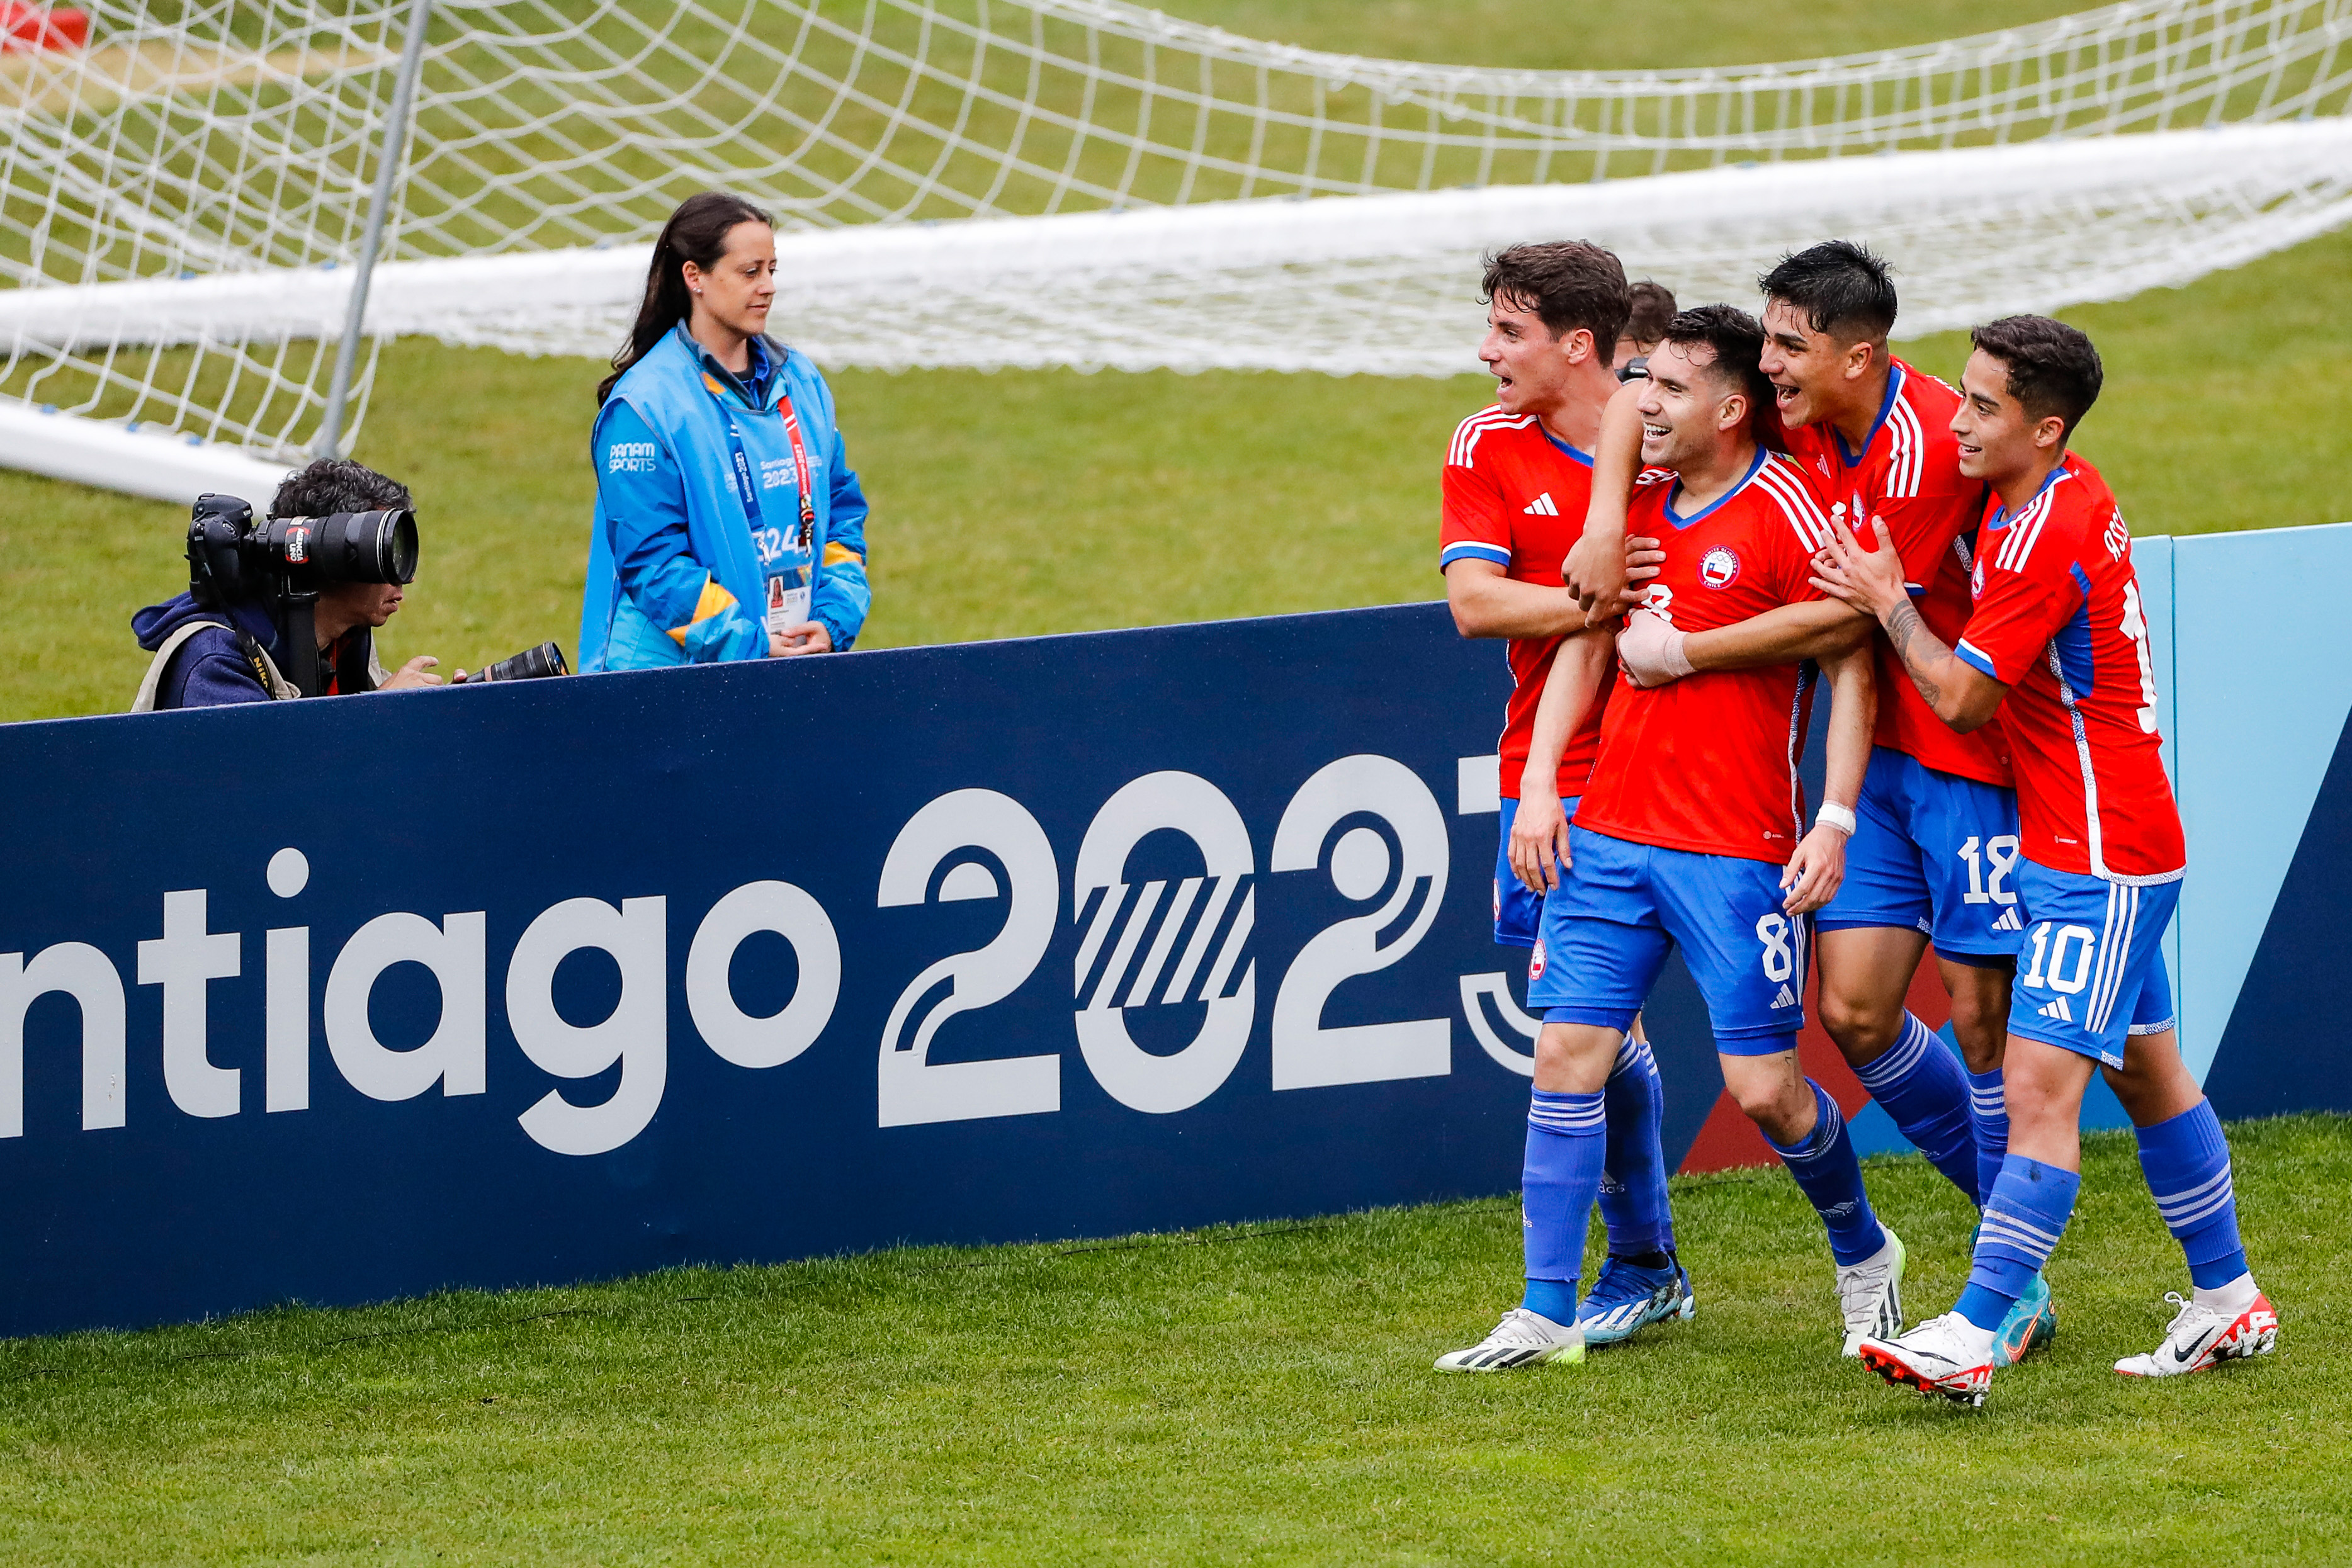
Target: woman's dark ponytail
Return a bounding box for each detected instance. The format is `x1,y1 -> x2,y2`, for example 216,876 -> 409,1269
596,190 -> 773,407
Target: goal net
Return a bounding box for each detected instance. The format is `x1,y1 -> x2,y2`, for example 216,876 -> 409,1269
2,0 -> 2348,495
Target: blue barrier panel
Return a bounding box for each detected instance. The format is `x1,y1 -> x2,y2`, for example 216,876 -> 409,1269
2,601 -> 1660,1338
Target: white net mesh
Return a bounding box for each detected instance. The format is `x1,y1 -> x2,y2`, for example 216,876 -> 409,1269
3,0 -> 2349,473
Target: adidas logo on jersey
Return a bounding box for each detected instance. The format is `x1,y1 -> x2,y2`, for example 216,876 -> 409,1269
1991,907 -> 2024,932
2038,996 -> 2074,1022
1522,493 -> 1559,516
1770,984 -> 1798,1009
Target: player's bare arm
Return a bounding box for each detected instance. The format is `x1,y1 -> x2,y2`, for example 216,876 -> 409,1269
1507,627 -> 1612,895
1619,595 -> 1869,689
1812,514 -> 2005,732
1445,546 -> 1664,640
1561,381 -> 1647,617
1781,636 -> 1874,914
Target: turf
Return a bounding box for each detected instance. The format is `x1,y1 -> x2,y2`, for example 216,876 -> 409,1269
7,220 -> 2352,723
0,1114 -> 2341,1565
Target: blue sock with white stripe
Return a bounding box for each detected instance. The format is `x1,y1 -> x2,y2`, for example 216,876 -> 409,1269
1966,1066 -> 2010,1208
1598,1034 -> 1675,1260
1521,1088 -> 1608,1324
2135,1099 -> 2248,1290
1851,1012 -> 1978,1205
1957,1154 -> 2079,1330
1765,1080 -> 1884,1267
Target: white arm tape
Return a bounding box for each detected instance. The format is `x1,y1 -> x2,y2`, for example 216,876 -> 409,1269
1816,801 -> 1858,836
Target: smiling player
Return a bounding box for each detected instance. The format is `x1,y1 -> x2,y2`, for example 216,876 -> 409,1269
1580,243 -> 2056,1365
1440,244 -> 1694,1358
1815,316 -> 2277,1404
1438,244 -> 1692,1364
1439,305 -> 1882,1372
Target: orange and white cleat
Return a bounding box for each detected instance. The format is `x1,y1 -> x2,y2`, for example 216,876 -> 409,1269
1857,1314 -> 1995,1407
2114,1289 -> 2279,1378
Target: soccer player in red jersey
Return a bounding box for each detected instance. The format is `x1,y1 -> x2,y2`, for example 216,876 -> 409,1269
1572,243 -> 2055,1363
1815,316 -> 2276,1404
1436,243 -> 1693,1364
1439,305 -> 1882,1370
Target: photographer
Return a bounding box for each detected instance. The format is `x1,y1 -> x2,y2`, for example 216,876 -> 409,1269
130,458 -> 443,710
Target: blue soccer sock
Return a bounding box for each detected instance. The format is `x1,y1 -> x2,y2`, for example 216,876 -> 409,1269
2135,1098 -> 2250,1290
1966,1066 -> 2010,1209
1597,1032 -> 1676,1262
1851,1012 -> 1979,1205
1957,1154 -> 2081,1329
1521,1088 -> 1609,1324
1765,1080 -> 1885,1267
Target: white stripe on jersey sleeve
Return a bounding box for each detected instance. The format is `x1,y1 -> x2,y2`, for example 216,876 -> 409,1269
1449,407 -> 1536,468
1994,471 -> 2072,572
1754,455 -> 1833,552
1886,397 -> 1923,498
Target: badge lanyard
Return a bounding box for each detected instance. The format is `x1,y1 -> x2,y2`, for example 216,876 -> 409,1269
707,364 -> 819,637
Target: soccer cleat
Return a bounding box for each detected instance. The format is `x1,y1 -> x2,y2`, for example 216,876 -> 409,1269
2113,1290 -> 2280,1378
1858,1314 -> 1995,1407
1433,1307 -> 1585,1372
1836,1224 -> 1906,1356
1575,1256 -> 1697,1346
1991,1272 -> 2057,1368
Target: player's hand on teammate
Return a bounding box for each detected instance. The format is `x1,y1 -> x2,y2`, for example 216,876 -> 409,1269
1508,791 -> 1574,894
1780,822 -> 1849,914
1585,535 -> 1666,628
1809,512 -> 1907,619
1615,607 -> 1692,687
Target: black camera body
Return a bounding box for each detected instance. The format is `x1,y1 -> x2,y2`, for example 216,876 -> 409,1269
186,494 -> 419,698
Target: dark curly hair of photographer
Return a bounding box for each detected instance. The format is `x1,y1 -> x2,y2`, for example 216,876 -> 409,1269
130,457 -> 444,711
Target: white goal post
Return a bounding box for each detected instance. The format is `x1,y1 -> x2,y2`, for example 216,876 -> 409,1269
1,0 -> 2348,503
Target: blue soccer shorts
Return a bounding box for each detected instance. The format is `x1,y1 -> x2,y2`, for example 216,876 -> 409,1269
1816,745 -> 2026,965
2006,857 -> 2181,1068
1493,794 -> 1579,949
1527,825 -> 1807,1053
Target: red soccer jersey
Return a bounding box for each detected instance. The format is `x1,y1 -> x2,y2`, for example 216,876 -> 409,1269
1783,359 -> 2011,787
1577,450 -> 1836,864
1954,454 -> 2184,881
1439,405 -> 1610,799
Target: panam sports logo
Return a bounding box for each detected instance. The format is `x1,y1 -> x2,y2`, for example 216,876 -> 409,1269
606,441 -> 659,475
1700,546 -> 1741,589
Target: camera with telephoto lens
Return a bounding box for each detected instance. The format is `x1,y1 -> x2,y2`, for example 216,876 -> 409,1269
183,492 -> 419,699
454,641 -> 570,684
185,493 -> 417,606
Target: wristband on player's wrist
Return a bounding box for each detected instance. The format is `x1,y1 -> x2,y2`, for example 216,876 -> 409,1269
1815,802 -> 1857,836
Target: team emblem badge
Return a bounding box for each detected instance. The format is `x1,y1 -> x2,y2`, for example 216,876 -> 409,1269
1700,546 -> 1741,589
1972,558 -> 1987,597
1528,937 -> 1547,982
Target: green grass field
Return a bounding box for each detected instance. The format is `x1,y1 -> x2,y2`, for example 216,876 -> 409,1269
2,1117 -> 2343,1565
8,218 -> 2349,723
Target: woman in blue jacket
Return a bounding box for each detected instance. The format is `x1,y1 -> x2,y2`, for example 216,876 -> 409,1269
581,191 -> 871,670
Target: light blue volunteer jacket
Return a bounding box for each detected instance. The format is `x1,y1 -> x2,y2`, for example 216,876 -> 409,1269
581,323 -> 871,670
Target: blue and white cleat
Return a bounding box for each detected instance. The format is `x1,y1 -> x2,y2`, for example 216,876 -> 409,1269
1836,1224 -> 1907,1356
1575,1256 -> 1697,1346
1992,1272 -> 2057,1368
1433,1307 -> 1585,1372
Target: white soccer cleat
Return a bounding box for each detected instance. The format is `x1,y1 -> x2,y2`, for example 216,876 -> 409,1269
1836,1224 -> 1907,1356
2113,1290 -> 2280,1378
1433,1307 -> 1585,1372
1858,1313 -> 1995,1407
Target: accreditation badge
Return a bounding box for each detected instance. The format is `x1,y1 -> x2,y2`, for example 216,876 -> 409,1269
765,567 -> 811,634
